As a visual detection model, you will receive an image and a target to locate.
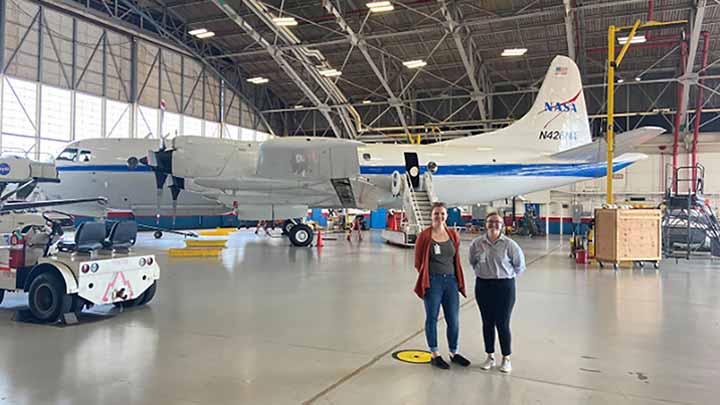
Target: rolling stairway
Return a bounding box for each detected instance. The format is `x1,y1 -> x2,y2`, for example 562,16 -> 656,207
662,164 -> 720,259
382,172 -> 437,246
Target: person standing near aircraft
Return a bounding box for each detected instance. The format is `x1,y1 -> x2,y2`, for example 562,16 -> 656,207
469,212 -> 526,373
414,202 -> 471,369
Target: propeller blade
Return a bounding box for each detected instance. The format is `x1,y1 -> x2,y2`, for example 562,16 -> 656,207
169,176 -> 184,227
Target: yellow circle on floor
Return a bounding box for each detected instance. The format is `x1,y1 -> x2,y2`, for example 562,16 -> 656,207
392,350 -> 432,364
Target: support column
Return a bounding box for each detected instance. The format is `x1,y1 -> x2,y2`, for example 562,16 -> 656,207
0,0 -> 5,149
70,18 -> 77,141
129,35 -> 138,138
101,31 -> 107,137
35,7 -> 43,159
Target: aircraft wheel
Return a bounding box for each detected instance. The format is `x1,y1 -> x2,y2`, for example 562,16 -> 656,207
289,224 -> 313,247
28,272 -> 72,323
154,231 -> 163,239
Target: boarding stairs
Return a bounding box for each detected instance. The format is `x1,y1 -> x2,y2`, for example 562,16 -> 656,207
382,171 -> 437,246
662,164 -> 720,259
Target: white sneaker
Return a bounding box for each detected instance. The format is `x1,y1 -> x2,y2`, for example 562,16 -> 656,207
480,355 -> 496,370
499,358 -> 512,373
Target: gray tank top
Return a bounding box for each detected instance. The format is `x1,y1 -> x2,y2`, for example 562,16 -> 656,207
429,239 -> 456,275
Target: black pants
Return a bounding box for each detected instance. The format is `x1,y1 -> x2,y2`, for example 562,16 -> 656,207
475,278 -> 516,356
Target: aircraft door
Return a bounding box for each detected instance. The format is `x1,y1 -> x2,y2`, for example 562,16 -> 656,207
404,152 -> 420,189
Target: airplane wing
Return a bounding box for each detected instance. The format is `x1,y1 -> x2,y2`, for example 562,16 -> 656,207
550,126 -> 665,161
1,197 -> 107,212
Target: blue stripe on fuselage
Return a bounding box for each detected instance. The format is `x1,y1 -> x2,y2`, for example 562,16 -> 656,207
360,161 -> 634,177
57,165 -> 153,172
57,161 -> 634,178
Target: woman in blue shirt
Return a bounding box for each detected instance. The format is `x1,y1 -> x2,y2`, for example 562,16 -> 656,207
468,212 -> 526,373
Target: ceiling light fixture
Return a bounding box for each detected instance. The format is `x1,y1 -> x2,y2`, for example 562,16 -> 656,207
402,59 -> 427,69
188,28 -> 208,36
501,48 -> 527,57
617,35 -> 646,45
294,105 -> 304,109
195,31 -> 215,39
319,68 -> 342,77
362,100 -> 372,104
247,77 -> 269,84
272,17 -> 298,27
367,1 -> 394,12
635,77 -> 642,81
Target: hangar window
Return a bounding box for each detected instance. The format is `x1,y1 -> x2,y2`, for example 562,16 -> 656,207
56,148 -> 78,161
363,153 -> 372,161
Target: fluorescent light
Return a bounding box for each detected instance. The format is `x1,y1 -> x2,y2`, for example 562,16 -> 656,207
617,79 -> 624,83
402,59 -> 427,69
618,35 -> 646,45
635,77 -> 642,81
294,105 -> 304,109
362,100 -> 372,104
195,31 -> 215,39
319,68 -> 342,77
188,28 -> 208,36
367,1 -> 394,12
272,17 -> 298,26
247,77 -> 269,84
501,48 -> 527,57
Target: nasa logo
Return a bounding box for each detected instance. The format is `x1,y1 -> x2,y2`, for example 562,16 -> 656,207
0,163 -> 10,176
544,102 -> 577,113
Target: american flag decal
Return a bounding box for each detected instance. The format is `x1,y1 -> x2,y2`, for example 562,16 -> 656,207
554,66 -> 568,76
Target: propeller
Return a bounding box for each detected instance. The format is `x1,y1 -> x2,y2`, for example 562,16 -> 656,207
140,139 -> 175,225
169,176 -> 185,227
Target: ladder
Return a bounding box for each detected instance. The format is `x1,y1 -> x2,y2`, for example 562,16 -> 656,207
662,164 -> 720,258
401,172 -> 435,233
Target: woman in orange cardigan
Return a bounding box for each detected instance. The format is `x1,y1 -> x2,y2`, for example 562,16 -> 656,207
414,202 -> 471,369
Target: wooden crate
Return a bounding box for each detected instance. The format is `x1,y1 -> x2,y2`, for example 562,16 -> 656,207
594,208 -> 662,264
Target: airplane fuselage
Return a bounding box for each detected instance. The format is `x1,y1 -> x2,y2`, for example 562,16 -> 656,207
39,138 -> 632,217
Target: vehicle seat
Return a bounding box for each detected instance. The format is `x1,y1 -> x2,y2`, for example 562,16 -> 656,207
104,221 -> 137,251
57,222 -> 106,254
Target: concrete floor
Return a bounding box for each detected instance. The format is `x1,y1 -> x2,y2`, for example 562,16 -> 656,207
1,230 -> 719,404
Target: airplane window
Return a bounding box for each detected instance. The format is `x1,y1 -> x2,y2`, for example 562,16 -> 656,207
427,161 -> 438,173
363,153 -> 372,161
78,150 -> 92,162
56,148 -> 78,161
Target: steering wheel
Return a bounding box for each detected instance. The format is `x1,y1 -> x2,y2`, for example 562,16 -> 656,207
42,211 -> 75,237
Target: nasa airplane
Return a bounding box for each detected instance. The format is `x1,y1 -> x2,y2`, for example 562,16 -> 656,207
40,56 -> 664,245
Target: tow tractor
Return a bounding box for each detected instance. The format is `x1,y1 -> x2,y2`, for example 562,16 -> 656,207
0,212 -> 159,323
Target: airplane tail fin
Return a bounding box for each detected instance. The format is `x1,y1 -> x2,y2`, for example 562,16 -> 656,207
441,55 -> 591,154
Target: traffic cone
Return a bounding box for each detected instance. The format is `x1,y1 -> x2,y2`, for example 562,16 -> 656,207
316,228 -> 324,247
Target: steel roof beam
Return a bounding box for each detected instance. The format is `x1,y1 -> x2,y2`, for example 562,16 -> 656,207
439,0 -> 490,121
207,0 -> 352,138
321,0 -> 412,139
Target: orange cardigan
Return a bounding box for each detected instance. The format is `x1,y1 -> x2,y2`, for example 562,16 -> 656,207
413,227 -> 466,299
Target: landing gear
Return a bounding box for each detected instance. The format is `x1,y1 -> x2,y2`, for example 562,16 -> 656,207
282,220 -> 296,236
288,224 -> 313,247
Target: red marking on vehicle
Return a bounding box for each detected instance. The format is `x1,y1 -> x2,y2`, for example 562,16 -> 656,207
102,272 -> 135,303
0,265 -> 11,272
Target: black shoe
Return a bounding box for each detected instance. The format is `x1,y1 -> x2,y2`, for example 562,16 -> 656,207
451,354 -> 471,367
431,356 -> 450,369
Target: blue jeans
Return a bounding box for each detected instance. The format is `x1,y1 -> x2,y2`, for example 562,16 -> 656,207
423,273 -> 460,353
